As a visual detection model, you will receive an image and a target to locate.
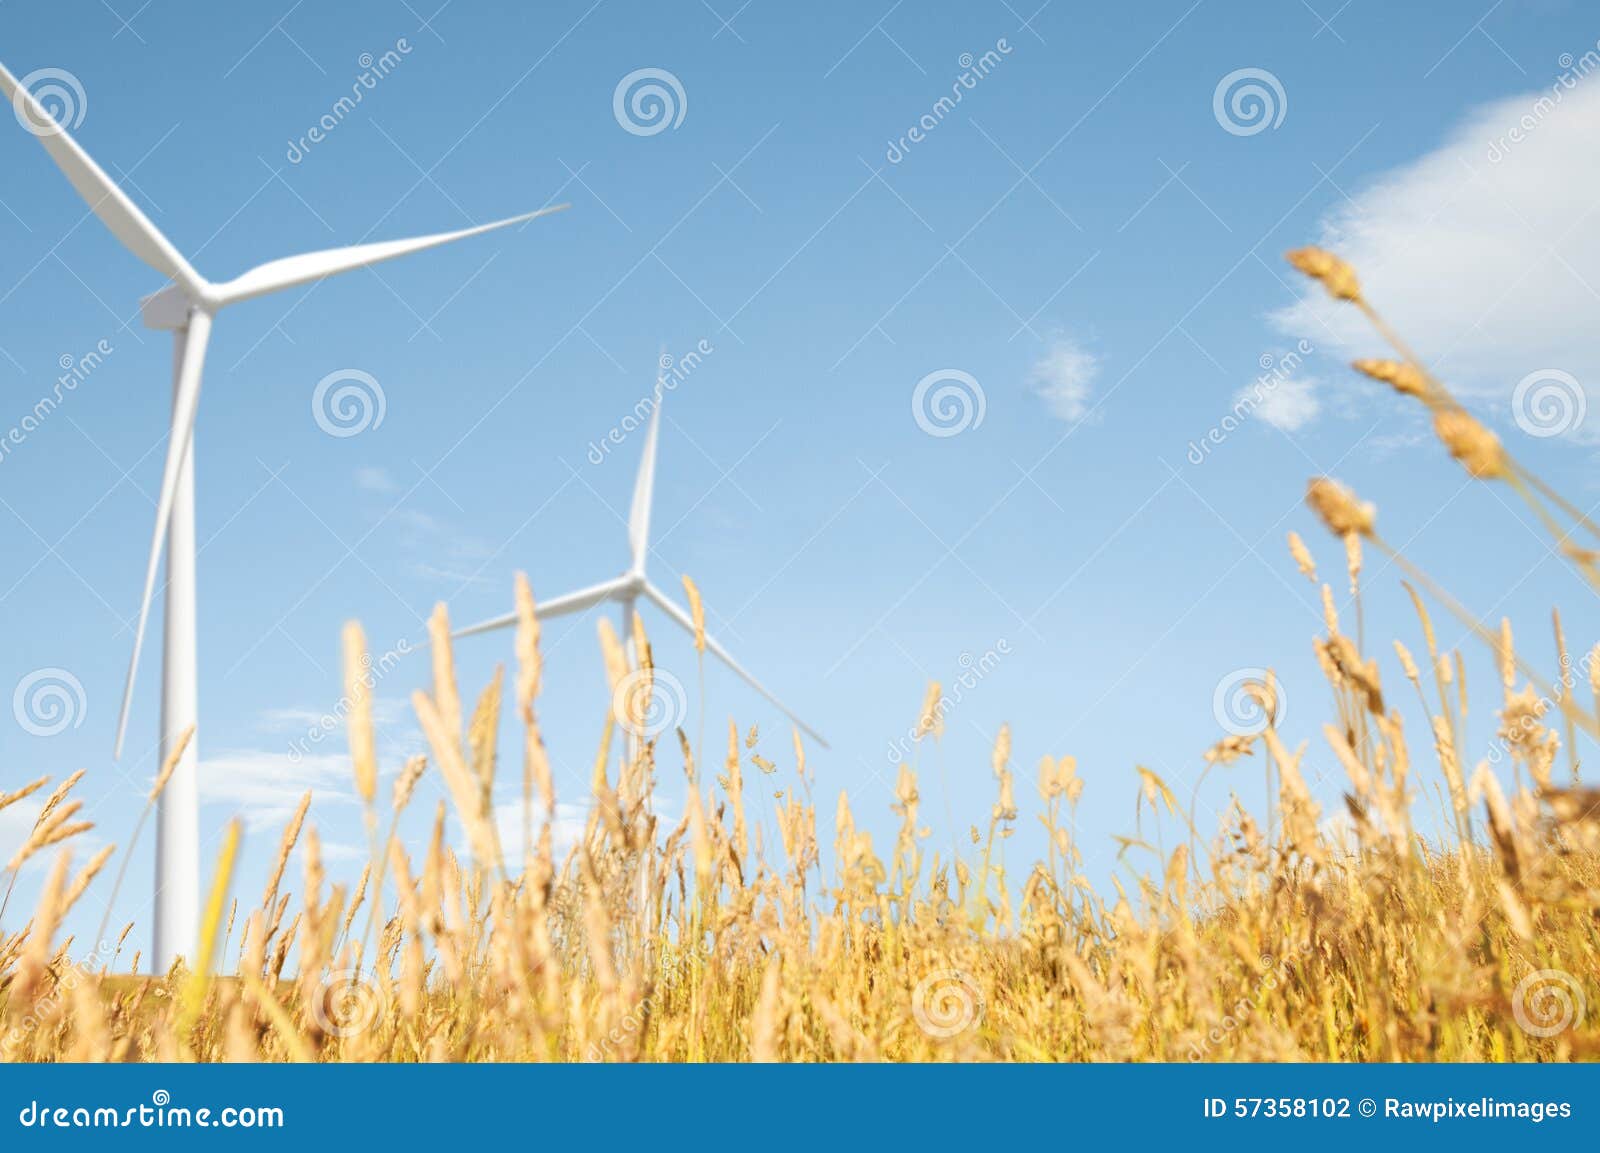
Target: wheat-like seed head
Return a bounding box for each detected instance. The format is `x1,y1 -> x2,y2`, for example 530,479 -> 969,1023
262,790 -> 311,914
1286,246 -> 1361,301
63,844 -> 115,915
1353,358 -> 1430,401
393,755 -> 427,816
1433,408 -> 1508,479
342,622 -> 378,807
148,727 -> 195,803
915,681 -> 943,741
597,618 -> 628,695
1286,531 -> 1317,583
1306,477 -> 1376,538
513,572 -> 542,714
0,775 -> 49,814
682,574 -> 706,654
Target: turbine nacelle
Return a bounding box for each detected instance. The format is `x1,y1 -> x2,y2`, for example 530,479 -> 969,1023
140,284 -> 196,332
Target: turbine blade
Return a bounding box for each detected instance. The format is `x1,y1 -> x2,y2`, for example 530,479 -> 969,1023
452,577 -> 624,640
213,204 -> 571,306
643,582 -> 829,748
0,60 -> 203,294
628,384 -> 662,571
114,312 -> 212,757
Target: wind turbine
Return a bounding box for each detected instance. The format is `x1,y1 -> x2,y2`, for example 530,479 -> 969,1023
1,61 -> 568,969
453,382 -> 828,750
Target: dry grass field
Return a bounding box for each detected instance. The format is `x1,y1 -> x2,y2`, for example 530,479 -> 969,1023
2,249 -> 1598,1062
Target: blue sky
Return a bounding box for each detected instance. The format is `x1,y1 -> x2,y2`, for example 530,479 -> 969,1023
4,0 -> 1600,959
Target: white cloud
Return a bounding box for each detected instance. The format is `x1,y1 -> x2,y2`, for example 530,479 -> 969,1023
384,506 -> 499,587
1363,427 -> 1431,460
1243,373 -> 1321,432
355,466 -> 397,494
493,800 -> 588,866
258,696 -> 411,736
198,748 -> 357,830
411,562 -> 495,587
1027,337 -> 1100,421
1270,77 -> 1600,436
310,839 -> 367,864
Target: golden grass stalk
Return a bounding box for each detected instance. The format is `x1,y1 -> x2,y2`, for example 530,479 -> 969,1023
95,725 -> 194,949
342,622 -> 379,811
683,574 -> 708,765
184,818 -> 242,1025
0,776 -> 48,815
13,257 -> 1600,1061
682,575 -> 706,654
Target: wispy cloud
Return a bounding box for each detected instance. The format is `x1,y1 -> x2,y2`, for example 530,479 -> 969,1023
258,696 -> 411,736
386,507 -> 499,588
1244,373 -> 1321,432
198,748 -> 357,830
1028,336 -> 1100,422
493,800 -> 589,865
354,466 -> 398,494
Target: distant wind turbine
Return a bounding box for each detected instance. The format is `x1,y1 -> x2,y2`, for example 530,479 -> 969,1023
1,61 -> 568,969
453,381 -> 827,749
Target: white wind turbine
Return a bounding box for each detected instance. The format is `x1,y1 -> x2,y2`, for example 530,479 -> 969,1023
453,384 -> 828,750
1,61 -> 568,969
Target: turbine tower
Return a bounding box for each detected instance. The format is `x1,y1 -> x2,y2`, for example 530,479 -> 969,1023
1,61 -> 568,969
453,379 -> 827,749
